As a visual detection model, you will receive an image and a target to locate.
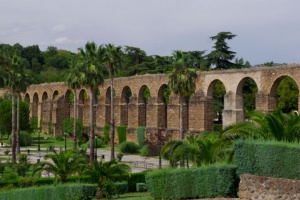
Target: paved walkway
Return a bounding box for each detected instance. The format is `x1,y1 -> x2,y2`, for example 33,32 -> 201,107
0,146 -> 169,173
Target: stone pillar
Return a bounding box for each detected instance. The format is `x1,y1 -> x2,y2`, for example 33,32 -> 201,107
223,91 -> 245,128
37,102 -> 42,128
167,95 -> 180,140
256,91 -> 275,113
127,96 -> 138,142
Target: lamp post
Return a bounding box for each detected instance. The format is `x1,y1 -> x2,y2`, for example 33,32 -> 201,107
64,132 -> 67,151
95,135 -> 98,160
37,128 -> 40,151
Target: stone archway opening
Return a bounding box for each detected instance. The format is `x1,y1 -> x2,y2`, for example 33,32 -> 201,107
207,80 -> 226,130
138,85 -> 150,126
120,86 -> 132,126
24,93 -> 30,105
270,76 -> 299,113
236,77 -> 258,120
157,84 -> 169,129
78,89 -> 87,121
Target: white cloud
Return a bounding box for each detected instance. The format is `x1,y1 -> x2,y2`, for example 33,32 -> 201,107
54,37 -> 69,44
52,24 -> 66,32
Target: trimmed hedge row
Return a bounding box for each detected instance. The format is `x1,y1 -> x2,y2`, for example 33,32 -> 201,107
117,126 -> 127,144
136,126 -> 145,147
234,139 -> 300,180
0,183 -> 96,200
114,172 -> 146,192
145,164 -> 238,199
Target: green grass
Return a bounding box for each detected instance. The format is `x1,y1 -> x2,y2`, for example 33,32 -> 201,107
105,192 -> 153,200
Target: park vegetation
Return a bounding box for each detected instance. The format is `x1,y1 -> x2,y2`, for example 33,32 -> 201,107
0,31 -> 300,199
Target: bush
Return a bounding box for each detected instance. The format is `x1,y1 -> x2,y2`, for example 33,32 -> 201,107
146,164 -> 238,199
55,135 -> 64,141
87,138 -> 105,148
119,141 -> 139,154
140,145 -> 150,157
115,182 -> 128,195
8,131 -> 32,147
136,126 -> 145,147
234,139 -> 300,180
104,125 -> 110,144
117,126 -> 127,144
0,183 -> 96,200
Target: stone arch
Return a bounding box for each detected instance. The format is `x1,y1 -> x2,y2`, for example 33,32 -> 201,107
120,86 -> 132,126
41,92 -> 50,131
207,79 -> 226,125
157,84 -> 168,129
78,89 -> 88,122
269,76 -> 299,112
32,92 -> 39,119
52,90 -> 59,101
138,85 -> 150,126
24,93 -> 30,104
105,86 -> 114,125
236,77 -> 258,110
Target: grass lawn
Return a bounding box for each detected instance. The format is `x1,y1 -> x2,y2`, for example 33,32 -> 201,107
103,192 -> 153,200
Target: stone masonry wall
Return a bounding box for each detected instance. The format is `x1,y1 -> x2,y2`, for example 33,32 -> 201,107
238,174 -> 300,200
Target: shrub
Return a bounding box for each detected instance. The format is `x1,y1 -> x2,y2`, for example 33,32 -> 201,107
119,141 -> 139,154
104,125 -> 110,144
140,145 -> 150,157
136,126 -> 145,147
146,164 -> 238,199
87,138 -> 105,148
234,139 -> 300,180
55,135 -> 64,141
117,126 -> 127,144
115,181 -> 128,195
8,131 -> 32,146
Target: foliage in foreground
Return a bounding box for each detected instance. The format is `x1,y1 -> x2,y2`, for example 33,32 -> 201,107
146,164 -> 238,199
234,139 -> 300,180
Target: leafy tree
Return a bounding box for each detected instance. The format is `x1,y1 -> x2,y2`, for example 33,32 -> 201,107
33,150 -> 87,183
277,76 -> 299,113
103,44 -> 123,161
87,160 -> 131,199
168,50 -> 198,139
78,42 -> 107,164
206,32 -> 239,70
235,57 -> 251,68
213,81 -> 226,123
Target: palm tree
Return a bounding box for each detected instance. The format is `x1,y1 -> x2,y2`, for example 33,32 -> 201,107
223,110 -> 300,142
88,160 -> 131,199
0,53 -> 22,162
168,50 -> 198,139
103,44 -> 123,161
65,59 -> 82,150
33,150 -> 87,183
161,132 -> 233,167
78,42 -> 107,164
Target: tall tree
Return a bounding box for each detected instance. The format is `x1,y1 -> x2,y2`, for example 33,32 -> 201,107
65,59 -> 82,150
103,44 -> 123,161
78,42 -> 107,164
168,50 -> 198,140
206,32 -> 238,70
0,53 -> 23,162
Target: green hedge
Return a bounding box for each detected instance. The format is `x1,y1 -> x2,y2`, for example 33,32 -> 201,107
119,141 -> 139,154
8,131 -> 32,146
114,172 -> 146,192
104,125 -> 110,144
117,126 -> 127,144
146,164 -> 238,199
0,183 -> 96,200
136,126 -> 145,147
234,139 -> 300,179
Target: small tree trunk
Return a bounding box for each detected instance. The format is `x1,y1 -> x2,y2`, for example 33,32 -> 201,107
89,88 -> 95,164
110,76 -> 115,160
11,91 -> 16,163
73,89 -> 77,150
16,93 -> 20,153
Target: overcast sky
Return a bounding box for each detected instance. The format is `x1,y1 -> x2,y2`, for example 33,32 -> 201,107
0,0 -> 299,65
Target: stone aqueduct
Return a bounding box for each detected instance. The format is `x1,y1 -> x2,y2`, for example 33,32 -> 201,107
18,64 -> 300,142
